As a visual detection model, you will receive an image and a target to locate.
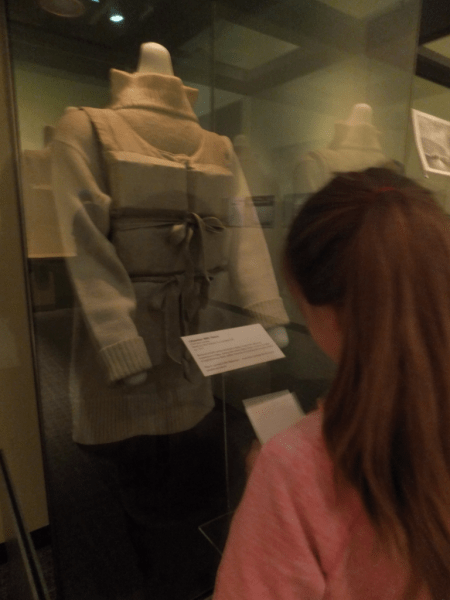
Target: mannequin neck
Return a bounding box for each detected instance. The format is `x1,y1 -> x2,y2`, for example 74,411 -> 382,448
332,104 -> 382,151
345,103 -> 373,126
137,42 -> 174,76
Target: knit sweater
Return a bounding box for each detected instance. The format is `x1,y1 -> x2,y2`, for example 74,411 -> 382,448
213,409 -> 430,600
51,69 -> 289,444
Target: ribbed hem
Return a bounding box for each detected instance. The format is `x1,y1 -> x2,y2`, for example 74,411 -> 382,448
72,375 -> 214,444
244,298 -> 289,329
99,336 -> 152,383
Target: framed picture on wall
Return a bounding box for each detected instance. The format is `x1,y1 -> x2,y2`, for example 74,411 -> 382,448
412,109 -> 450,176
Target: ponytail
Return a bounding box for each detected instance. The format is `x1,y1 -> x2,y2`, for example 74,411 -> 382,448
285,168 -> 450,598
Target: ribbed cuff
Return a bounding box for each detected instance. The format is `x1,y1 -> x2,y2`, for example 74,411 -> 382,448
99,336 -> 152,383
244,298 -> 290,329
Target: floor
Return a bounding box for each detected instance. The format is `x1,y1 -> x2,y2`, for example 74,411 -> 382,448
36,545 -> 58,600
0,545 -> 57,600
0,536 -> 214,600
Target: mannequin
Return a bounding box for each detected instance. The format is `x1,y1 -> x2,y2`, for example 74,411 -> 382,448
55,39 -> 283,395
293,103 -> 390,194
51,42 -> 289,598
52,42 -> 289,445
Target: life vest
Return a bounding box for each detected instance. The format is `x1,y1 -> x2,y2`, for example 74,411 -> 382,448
82,106 -> 237,370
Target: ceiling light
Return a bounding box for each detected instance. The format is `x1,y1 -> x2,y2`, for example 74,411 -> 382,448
38,0 -> 86,17
110,13 -> 124,23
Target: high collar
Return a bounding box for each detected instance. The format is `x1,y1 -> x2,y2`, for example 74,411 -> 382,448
107,69 -> 199,122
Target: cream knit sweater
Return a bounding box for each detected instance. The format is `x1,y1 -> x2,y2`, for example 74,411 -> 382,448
52,69 -> 289,444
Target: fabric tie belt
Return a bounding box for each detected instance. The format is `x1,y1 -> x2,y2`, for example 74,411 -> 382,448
147,212 -> 226,379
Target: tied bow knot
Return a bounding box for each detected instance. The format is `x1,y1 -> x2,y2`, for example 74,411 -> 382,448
169,222 -> 194,246
149,212 -> 225,380
168,212 -> 225,281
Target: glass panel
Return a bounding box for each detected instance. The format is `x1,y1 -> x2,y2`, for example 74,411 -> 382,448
207,0 -> 422,542
0,3 -> 50,598
8,4 -> 221,600
0,451 -> 50,600
4,0 -> 421,599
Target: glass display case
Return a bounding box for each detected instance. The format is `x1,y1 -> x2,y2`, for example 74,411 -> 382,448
0,0 -> 423,598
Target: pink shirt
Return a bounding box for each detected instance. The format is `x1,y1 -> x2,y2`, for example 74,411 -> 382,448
213,409 -> 429,600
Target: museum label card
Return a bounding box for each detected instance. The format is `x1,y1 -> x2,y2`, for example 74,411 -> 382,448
181,324 -> 285,377
243,390 -> 305,444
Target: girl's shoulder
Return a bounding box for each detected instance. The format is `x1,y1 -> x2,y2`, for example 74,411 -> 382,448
248,408 -> 363,575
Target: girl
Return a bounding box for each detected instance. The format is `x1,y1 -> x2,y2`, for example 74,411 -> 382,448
212,168 -> 450,599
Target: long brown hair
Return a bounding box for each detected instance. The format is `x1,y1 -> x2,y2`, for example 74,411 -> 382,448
284,168 -> 450,599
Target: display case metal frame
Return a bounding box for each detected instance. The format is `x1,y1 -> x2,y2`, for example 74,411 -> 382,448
0,450 -> 51,600
0,0 -> 51,590
417,0 -> 450,88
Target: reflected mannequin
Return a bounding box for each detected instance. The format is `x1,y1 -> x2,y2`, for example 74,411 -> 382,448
51,41 -> 289,599
293,103 -> 396,194
21,126 -> 67,259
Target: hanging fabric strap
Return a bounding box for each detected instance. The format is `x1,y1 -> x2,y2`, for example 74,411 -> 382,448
147,274 -> 210,380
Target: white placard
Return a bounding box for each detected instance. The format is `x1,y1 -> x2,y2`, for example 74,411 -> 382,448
181,324 -> 285,377
243,390 -> 304,444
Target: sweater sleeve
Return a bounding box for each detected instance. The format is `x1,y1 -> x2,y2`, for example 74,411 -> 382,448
213,430 -> 326,600
52,108 -> 152,384
227,147 -> 289,328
